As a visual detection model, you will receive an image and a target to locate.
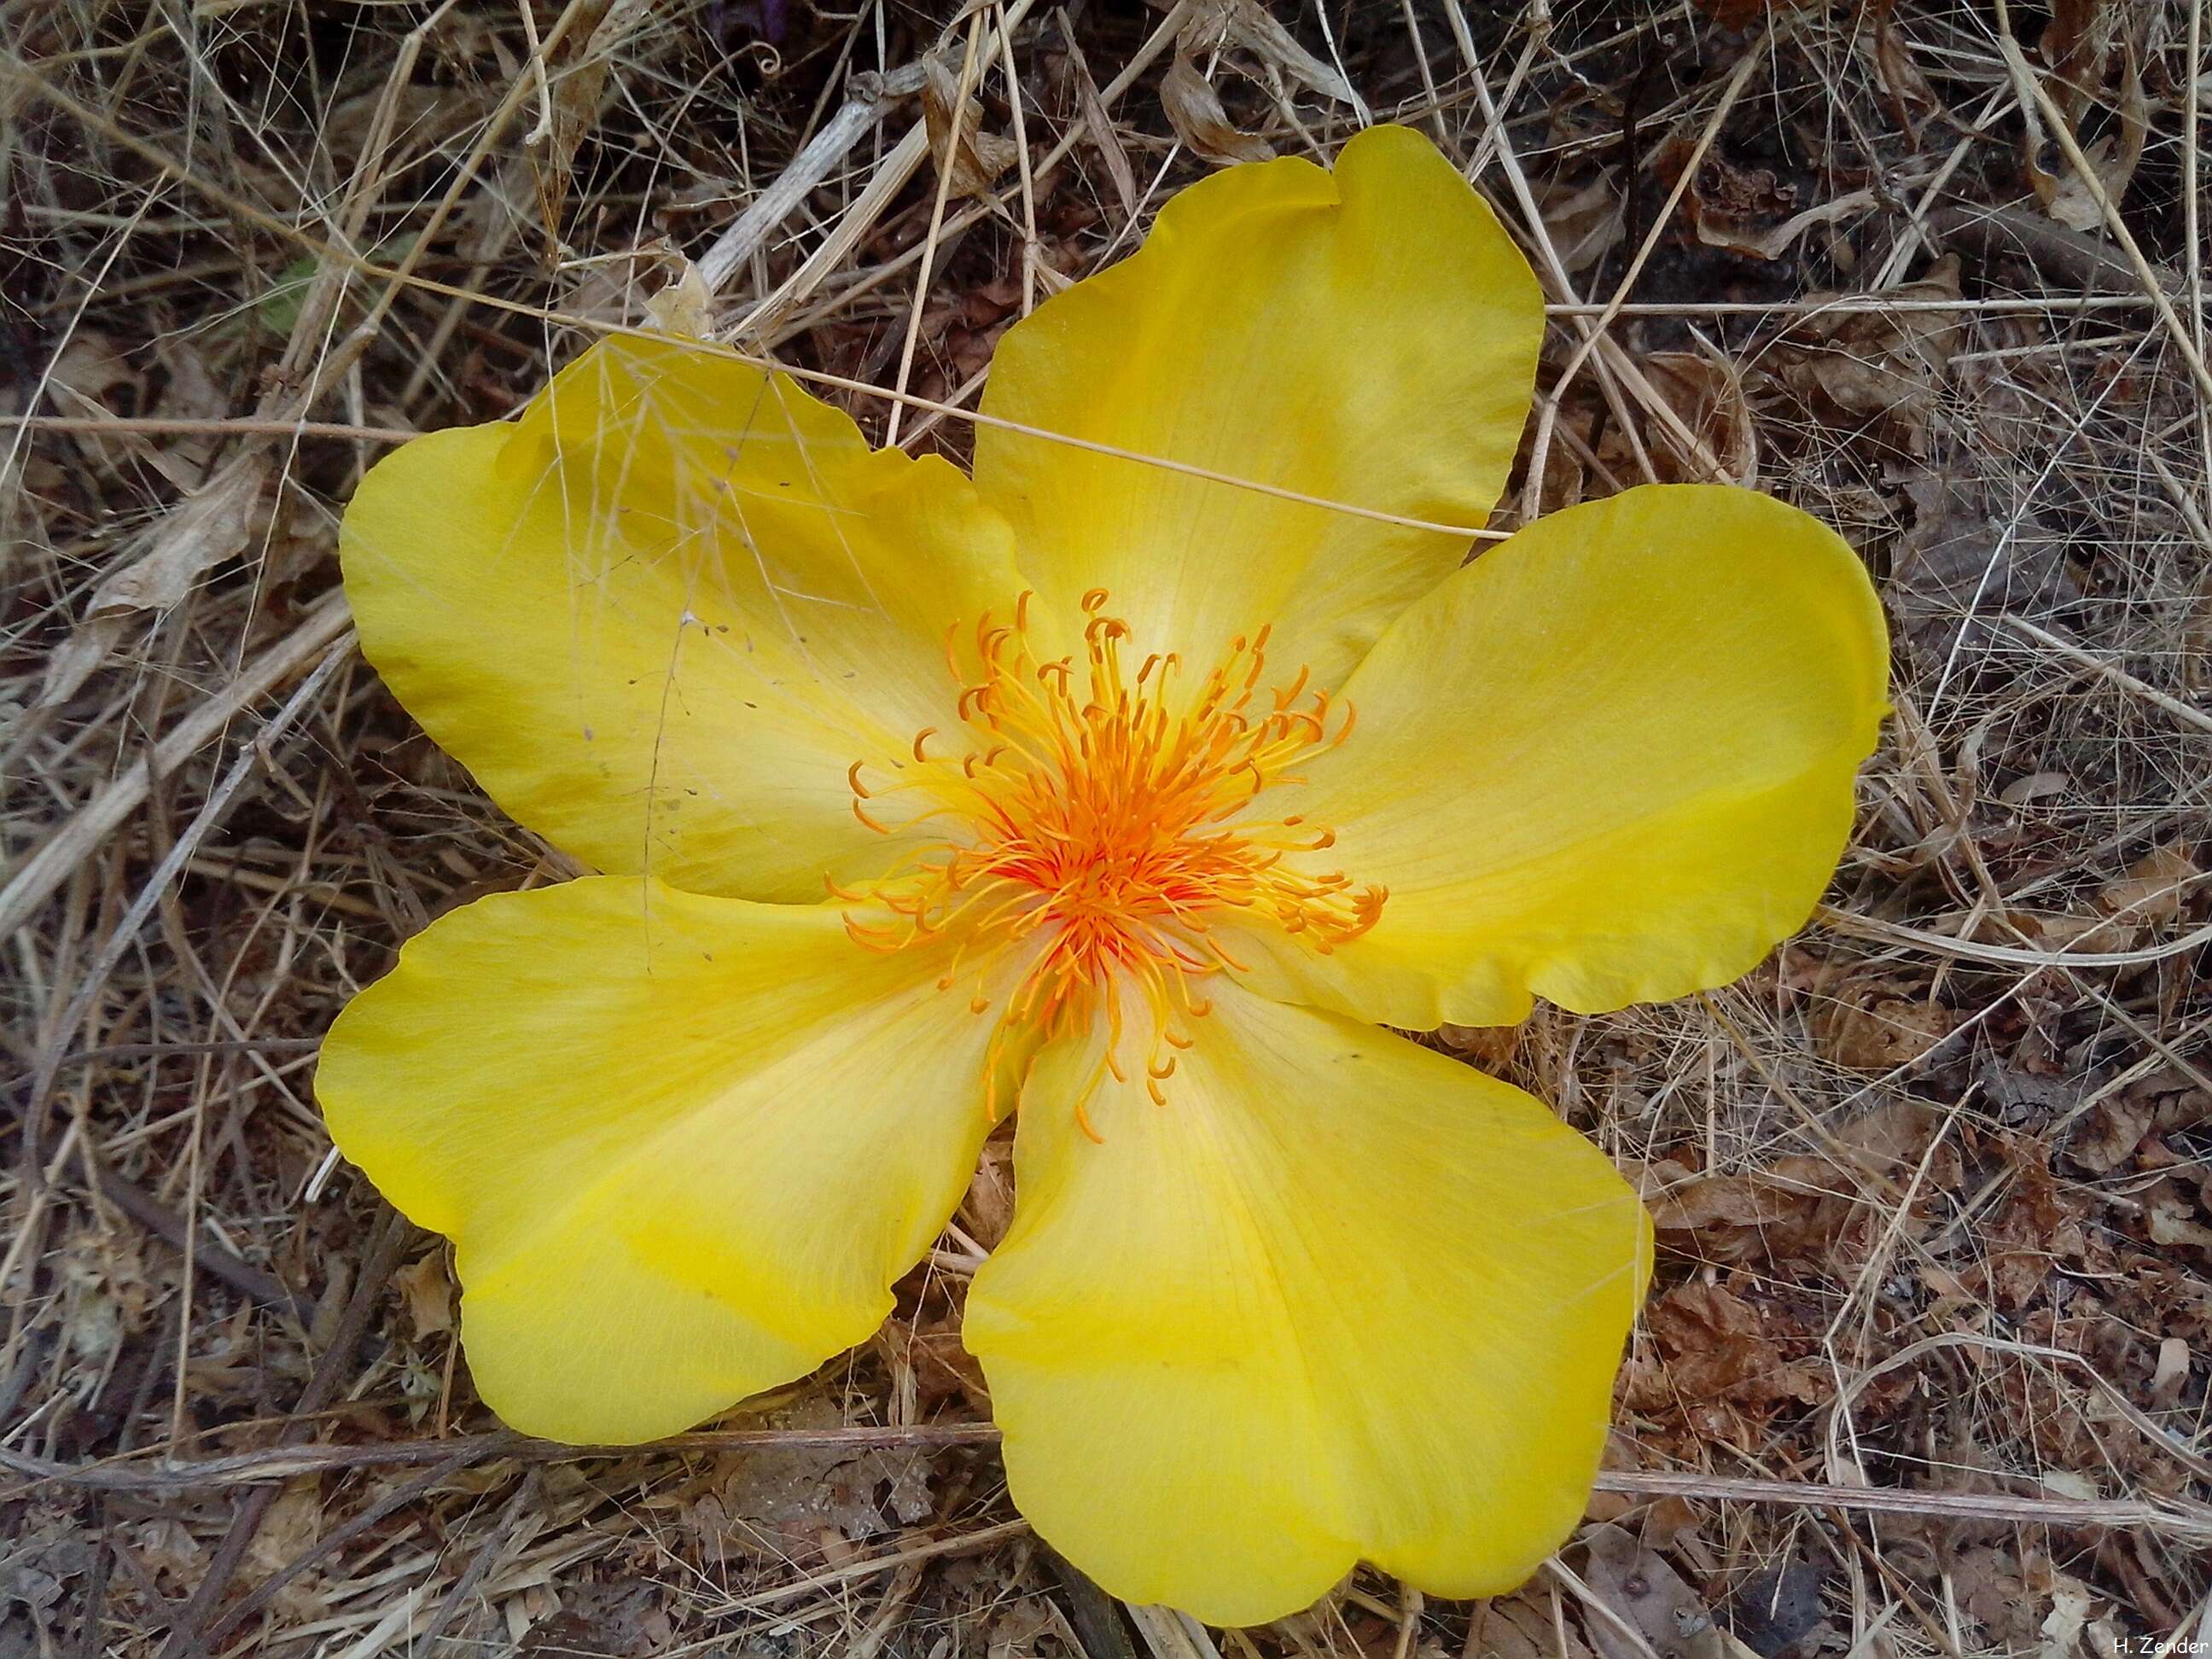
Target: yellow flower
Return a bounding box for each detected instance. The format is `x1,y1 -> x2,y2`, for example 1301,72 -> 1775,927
318,126 -> 1887,1622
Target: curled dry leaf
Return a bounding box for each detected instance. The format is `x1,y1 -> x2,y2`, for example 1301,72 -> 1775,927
45,328 -> 140,413
36,451 -> 273,713
1630,1281 -> 1827,1417
1177,0 -> 1364,111
1533,166 -> 1627,277
1053,17 -> 1138,218
643,253 -> 713,339
1813,972 -> 1956,1072
958,1137 -> 1016,1250
2069,1095 -> 2151,1174
2024,0 -> 2148,233
393,1249 -> 457,1337
1635,1099 -> 1953,1271
1578,1522 -> 1727,1659
2094,841 -> 2203,933
1466,1588 -> 1597,1659
1641,350 -> 1760,486
1161,55 -> 1274,166
1778,255 -> 1964,443
923,53 -> 1022,200
1888,465 -> 2081,660
1976,842 -> 2203,963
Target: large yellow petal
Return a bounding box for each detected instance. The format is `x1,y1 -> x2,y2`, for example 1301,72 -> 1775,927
1221,483 -> 1889,1028
964,983 -> 1650,1625
340,337 -> 1025,900
316,877 -> 1002,1443
971,125 -> 1541,686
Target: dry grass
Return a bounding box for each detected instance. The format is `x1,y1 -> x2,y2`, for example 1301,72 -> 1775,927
3,0 -> 2211,1654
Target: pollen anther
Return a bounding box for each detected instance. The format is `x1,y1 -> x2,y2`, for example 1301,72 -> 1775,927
836,591 -> 1382,1120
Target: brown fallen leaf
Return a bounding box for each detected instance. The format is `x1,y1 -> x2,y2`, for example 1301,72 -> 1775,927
1778,256 -> 1964,443
1631,1282 -> 1826,1414
393,1249 -> 456,1338
1639,351 -> 1760,486
1161,55 -> 1274,166
1176,0 -> 1365,111
958,1136 -> 1016,1250
1053,9 -> 1137,219
1814,974 -> 1956,1071
2023,0 -> 2147,233
923,52 -> 1022,200
2094,841 -> 2202,932
1532,166 -> 1627,278
526,0 -> 620,256
36,451 -> 273,713
1579,1522 -> 1727,1659
1466,1586 -> 1595,1659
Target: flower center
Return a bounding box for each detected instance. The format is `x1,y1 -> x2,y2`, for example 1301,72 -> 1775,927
836,590 -> 1384,1130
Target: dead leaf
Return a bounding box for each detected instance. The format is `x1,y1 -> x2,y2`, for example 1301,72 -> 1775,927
1161,56 -> 1273,166
2070,1097 -> 2151,1174
1814,974 -> 1955,1071
1579,1522 -> 1726,1659
2024,2 -> 2147,233
959,1138 -> 1016,1250
2095,841 -> 2201,931
1779,256 -> 1964,441
1189,0 -> 1364,112
2147,1186 -> 2212,1252
1639,351 -> 1760,486
45,328 -> 139,410
527,0 -> 620,253
394,1250 -> 455,1337
643,253 -> 713,339
1631,1282 -> 1826,1413
36,451 -> 272,713
2150,1336 -> 2192,1407
1532,167 -> 1627,277
2038,1568 -> 2096,1657
1466,1588 -> 1595,1659
1056,10 -> 1137,219
923,53 -> 1022,200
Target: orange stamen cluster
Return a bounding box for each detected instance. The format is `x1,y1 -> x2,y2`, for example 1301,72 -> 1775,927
838,590 -> 1384,1132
